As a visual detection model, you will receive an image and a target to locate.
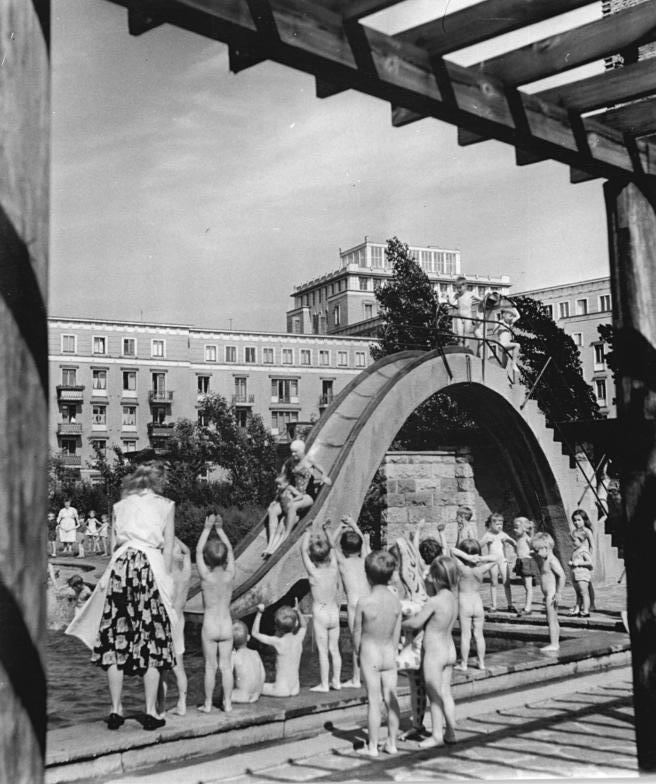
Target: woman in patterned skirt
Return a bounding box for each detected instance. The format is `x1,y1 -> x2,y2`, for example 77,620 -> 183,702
67,464 -> 179,730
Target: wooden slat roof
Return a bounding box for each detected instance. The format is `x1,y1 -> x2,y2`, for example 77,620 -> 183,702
111,0 -> 656,181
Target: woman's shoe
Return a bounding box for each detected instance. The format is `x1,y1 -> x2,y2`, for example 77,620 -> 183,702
142,714 -> 165,731
107,713 -> 125,730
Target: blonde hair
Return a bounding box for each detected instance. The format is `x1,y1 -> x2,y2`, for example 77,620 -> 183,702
531,532 -> 554,550
121,463 -> 165,496
514,516 -> 534,535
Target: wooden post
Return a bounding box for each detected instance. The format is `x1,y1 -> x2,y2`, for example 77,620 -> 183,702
0,1 -> 50,782
604,177 -> 656,772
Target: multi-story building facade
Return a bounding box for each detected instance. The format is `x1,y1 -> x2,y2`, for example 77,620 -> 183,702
48,318 -> 373,478
286,238 -> 511,337
514,278 -> 614,415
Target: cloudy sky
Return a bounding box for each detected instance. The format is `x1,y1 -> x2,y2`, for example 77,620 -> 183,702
50,0 -> 608,332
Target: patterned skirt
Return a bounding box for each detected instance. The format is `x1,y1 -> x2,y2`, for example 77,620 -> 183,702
91,548 -> 175,675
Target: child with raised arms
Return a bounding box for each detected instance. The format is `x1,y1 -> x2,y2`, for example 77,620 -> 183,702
353,550 -> 402,756
480,512 -> 517,612
231,620 -> 265,703
512,517 -> 537,615
196,513 -> 235,713
402,556 -> 458,748
252,599 -> 306,697
531,532 -> 565,653
324,516 -> 370,688
301,527 -> 342,691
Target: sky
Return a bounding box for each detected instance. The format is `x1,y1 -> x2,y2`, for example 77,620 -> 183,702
50,0 -> 610,333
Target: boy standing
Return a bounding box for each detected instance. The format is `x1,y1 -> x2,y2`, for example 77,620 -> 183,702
196,513 -> 235,712
531,532 -> 565,653
354,550 -> 402,757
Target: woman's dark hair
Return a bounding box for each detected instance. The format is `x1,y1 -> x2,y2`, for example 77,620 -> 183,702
571,508 -> 592,530
340,529 -> 362,555
365,550 -> 397,585
459,538 -> 481,556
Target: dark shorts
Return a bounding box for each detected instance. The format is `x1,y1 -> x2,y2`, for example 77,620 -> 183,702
514,557 -> 539,582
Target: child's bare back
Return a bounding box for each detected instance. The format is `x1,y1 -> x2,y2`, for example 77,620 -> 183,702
253,602 -> 306,697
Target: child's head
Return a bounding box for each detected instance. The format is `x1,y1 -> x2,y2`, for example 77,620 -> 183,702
418,537 -> 443,567
429,555 -> 458,592
275,473 -> 289,490
513,516 -> 531,536
308,533 -> 331,565
531,532 -> 554,556
436,520 -> 446,532
486,512 -> 504,533
455,275 -> 467,292
571,530 -> 589,548
571,509 -> 591,530
459,538 -> 481,556
67,575 -> 84,593
456,506 -> 473,524
232,620 -> 250,649
273,605 -> 299,635
365,550 -> 397,586
88,510 -> 96,518
101,513 -> 109,523
203,536 -> 228,569
340,529 -> 362,556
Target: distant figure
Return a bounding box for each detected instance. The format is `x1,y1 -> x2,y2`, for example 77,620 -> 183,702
67,574 -> 92,612
531,532 -> 565,653
196,513 -> 235,714
450,276 -> 480,349
454,506 -> 477,548
252,600 -> 306,697
57,499 -> 79,556
98,514 -> 110,556
301,528 -> 341,692
570,508 -> 596,611
263,472 -> 304,557
479,513 -> 517,612
492,305 -> 520,371
47,512 -> 57,557
512,517 -> 537,615
86,510 -> 101,554
76,514 -> 87,558
231,620 -> 265,703
354,550 -> 402,757
568,530 -> 593,618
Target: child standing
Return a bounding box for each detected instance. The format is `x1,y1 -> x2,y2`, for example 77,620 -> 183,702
170,537 -> 192,715
568,530 -> 593,617
252,600 -> 306,697
454,507 -> 477,548
326,516 -> 370,688
353,550 -> 402,756
512,517 -> 537,615
98,514 -> 110,556
76,515 -> 87,559
531,532 -> 565,653
231,620 -> 265,703
196,513 -> 235,713
301,528 -> 342,692
86,510 -> 101,554
480,513 -> 517,612
402,556 -> 458,748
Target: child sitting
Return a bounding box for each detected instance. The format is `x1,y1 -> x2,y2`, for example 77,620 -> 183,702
325,516 -> 370,688
568,530 -> 593,618
531,532 -> 565,653
480,512 -> 517,612
231,620 -> 265,703
301,528 -> 342,692
263,473 -> 305,557
67,574 -> 92,611
196,513 -> 235,713
402,556 -> 458,748
252,599 -> 306,697
353,550 -> 402,756
512,517 -> 537,615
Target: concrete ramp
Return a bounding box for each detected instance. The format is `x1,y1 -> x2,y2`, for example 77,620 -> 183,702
186,348 -> 614,619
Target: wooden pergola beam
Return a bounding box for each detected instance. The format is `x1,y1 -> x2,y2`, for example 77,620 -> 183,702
594,96 -> 656,137
319,0 -> 403,20
110,0 -> 656,179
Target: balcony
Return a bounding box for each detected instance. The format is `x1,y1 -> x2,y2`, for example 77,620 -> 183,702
59,453 -> 81,467
232,393 -> 255,406
56,385 -> 85,401
147,422 -> 175,439
318,394 -> 334,408
149,390 -> 173,404
57,422 -> 82,435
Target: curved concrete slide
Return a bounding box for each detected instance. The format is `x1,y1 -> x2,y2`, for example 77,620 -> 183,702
187,347 -> 589,619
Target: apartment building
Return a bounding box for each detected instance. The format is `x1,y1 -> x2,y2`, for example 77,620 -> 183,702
49,318 -> 372,478
286,238 -> 511,337
514,278 -> 614,415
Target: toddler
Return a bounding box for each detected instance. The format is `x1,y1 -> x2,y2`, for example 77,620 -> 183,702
99,514 -> 110,555
454,506 -> 477,547
568,530 -> 593,617
571,508 -> 596,610
531,532 -> 565,653
67,574 -> 92,611
480,512 -> 517,612
85,510 -> 101,554
196,513 -> 235,713
232,620 -> 265,703
252,599 -> 306,697
263,473 -> 304,557
76,516 -> 86,559
353,550 -> 402,756
170,538 -> 192,714
301,528 -> 342,692
512,517 -> 537,615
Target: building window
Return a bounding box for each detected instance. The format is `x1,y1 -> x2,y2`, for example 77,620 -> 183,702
292,317 -> 301,334
92,405 -> 107,428
558,302 -> 570,319
122,440 -> 137,453
60,437 -> 77,456
92,369 -> 107,392
371,246 -> 384,268
91,439 -> 107,458
122,338 -> 136,357
282,348 -> 293,365
271,409 -> 299,435
234,377 -> 248,401
300,349 -> 311,366
205,345 -> 217,362
197,375 -> 210,394
319,350 -> 330,366
61,368 -> 77,386
543,304 -> 554,319
333,306 -> 341,327
595,378 -> 607,406
62,334 -> 77,354
271,379 -> 298,404
93,336 -> 107,355
263,347 -> 274,364
235,408 -> 249,428
355,352 -> 366,368
122,406 -> 137,428
337,351 -> 348,367
198,411 -> 208,427
359,276 -> 369,292
572,333 -> 583,347
245,347 -> 256,364
151,372 -> 166,397
151,339 -> 165,358
61,404 -> 77,423
599,294 -> 611,312
122,371 -> 137,394
364,303 -> 374,320
575,298 -> 588,316
593,343 -> 605,370
226,346 -> 237,363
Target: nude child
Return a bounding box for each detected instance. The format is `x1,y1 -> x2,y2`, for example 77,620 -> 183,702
231,620 -> 265,703
168,537 -> 192,715
531,532 -> 565,653
196,513 -> 235,713
252,600 -> 306,697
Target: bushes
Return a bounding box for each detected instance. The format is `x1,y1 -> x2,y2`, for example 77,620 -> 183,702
173,501 -> 264,556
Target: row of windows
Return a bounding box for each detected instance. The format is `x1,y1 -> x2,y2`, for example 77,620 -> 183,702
61,335 -> 165,358
569,340 -> 608,371
543,294 -> 611,320
339,246 -> 459,275
203,344 -> 367,367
